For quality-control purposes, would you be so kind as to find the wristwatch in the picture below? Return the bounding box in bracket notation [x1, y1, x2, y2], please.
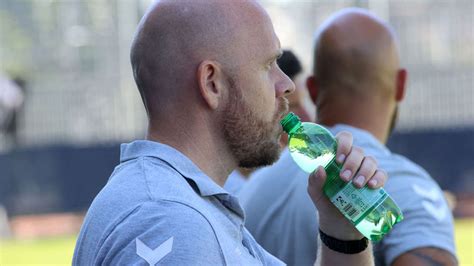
[319, 229, 369, 254]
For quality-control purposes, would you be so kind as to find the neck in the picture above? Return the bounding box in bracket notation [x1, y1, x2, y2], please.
[147, 114, 236, 187]
[317, 98, 393, 144]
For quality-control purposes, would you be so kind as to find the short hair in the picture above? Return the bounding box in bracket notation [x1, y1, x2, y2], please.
[277, 50, 302, 80]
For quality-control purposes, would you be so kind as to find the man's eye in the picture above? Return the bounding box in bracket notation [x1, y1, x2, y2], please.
[267, 61, 276, 70]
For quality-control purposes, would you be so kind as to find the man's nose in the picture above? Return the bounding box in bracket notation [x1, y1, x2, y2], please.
[276, 72, 295, 98]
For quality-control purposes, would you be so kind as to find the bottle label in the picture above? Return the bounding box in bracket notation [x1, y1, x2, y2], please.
[330, 183, 387, 224]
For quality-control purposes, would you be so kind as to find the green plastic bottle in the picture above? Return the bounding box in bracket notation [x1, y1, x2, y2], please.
[280, 112, 403, 241]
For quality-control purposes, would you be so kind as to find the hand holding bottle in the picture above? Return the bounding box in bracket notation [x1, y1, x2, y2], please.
[307, 131, 387, 240]
[281, 112, 403, 242]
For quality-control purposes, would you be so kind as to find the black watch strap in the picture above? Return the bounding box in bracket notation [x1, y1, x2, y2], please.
[319, 229, 369, 254]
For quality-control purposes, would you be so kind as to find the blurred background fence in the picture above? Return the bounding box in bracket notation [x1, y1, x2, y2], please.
[0, 0, 473, 265]
[0, 0, 472, 149]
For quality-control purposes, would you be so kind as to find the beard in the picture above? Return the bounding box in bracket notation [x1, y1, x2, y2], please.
[222, 78, 288, 168]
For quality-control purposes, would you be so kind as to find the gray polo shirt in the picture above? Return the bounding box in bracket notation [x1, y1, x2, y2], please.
[73, 140, 282, 265]
[239, 124, 457, 266]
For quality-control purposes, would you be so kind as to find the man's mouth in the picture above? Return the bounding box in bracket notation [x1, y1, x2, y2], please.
[276, 98, 290, 121]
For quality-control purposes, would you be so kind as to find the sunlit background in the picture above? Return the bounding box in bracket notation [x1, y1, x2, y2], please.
[0, 0, 473, 265]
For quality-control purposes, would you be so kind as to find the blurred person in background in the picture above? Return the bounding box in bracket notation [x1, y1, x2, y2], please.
[224, 49, 311, 194]
[0, 73, 24, 151]
[239, 8, 457, 266]
[73, 1, 389, 265]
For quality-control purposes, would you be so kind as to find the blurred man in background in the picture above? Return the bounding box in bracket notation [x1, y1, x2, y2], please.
[73, 1, 387, 265]
[0, 73, 24, 151]
[239, 8, 457, 266]
[224, 49, 311, 194]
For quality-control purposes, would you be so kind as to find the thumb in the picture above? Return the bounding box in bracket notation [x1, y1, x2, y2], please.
[307, 166, 327, 204]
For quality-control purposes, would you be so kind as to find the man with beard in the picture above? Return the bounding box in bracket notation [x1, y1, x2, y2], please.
[239, 8, 457, 266]
[73, 1, 388, 265]
[224, 50, 311, 194]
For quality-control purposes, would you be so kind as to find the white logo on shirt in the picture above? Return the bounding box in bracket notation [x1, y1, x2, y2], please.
[412, 184, 448, 222]
[136, 237, 174, 266]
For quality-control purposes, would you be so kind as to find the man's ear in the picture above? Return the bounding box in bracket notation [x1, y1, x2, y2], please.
[395, 68, 407, 102]
[197, 60, 224, 110]
[306, 75, 318, 104]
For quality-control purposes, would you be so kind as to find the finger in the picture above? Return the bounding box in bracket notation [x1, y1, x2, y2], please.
[352, 156, 378, 188]
[367, 169, 388, 188]
[308, 166, 326, 203]
[339, 146, 364, 182]
[334, 131, 353, 164]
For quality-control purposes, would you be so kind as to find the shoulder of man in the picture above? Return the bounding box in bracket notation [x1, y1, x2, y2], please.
[94, 200, 224, 265]
[238, 149, 318, 266]
[374, 154, 457, 265]
[239, 149, 303, 199]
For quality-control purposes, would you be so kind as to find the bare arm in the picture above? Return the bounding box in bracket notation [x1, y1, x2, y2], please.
[308, 132, 387, 266]
[392, 247, 458, 266]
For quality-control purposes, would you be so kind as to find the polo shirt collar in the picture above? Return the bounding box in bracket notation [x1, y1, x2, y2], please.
[120, 140, 229, 197]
